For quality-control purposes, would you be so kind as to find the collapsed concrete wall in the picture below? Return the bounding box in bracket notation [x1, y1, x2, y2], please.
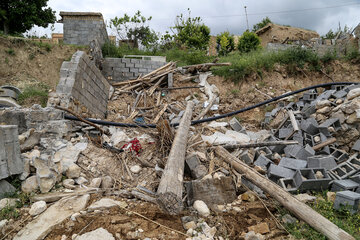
[59, 12, 109, 46]
[102, 58, 166, 82]
[48, 51, 112, 118]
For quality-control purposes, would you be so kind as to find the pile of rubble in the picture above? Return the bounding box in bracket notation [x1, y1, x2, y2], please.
[0, 60, 359, 239]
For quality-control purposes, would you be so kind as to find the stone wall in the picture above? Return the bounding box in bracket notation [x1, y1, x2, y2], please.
[102, 58, 166, 82]
[48, 51, 112, 118]
[59, 12, 108, 46]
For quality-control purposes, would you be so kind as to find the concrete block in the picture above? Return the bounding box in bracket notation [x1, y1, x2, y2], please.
[343, 84, 360, 93]
[334, 191, 360, 214]
[254, 155, 272, 168]
[300, 118, 319, 135]
[254, 147, 272, 159]
[185, 154, 207, 179]
[302, 90, 318, 101]
[329, 162, 357, 180]
[279, 127, 292, 139]
[0, 125, 23, 179]
[319, 118, 341, 137]
[268, 135, 286, 153]
[352, 140, 360, 152]
[316, 89, 336, 101]
[307, 155, 337, 170]
[330, 147, 349, 162]
[229, 117, 246, 133]
[284, 144, 315, 160]
[331, 179, 359, 192]
[267, 164, 295, 181]
[351, 174, 360, 184]
[331, 85, 347, 91]
[302, 105, 316, 118]
[240, 150, 253, 165]
[279, 178, 298, 192]
[279, 157, 307, 170]
[347, 155, 360, 171]
[294, 168, 331, 191]
[332, 90, 347, 99]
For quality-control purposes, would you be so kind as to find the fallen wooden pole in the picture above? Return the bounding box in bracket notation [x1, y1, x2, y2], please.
[215, 140, 299, 149]
[313, 137, 337, 151]
[158, 86, 204, 91]
[156, 101, 194, 215]
[214, 146, 355, 240]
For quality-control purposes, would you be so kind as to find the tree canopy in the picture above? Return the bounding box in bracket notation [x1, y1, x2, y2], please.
[109, 10, 159, 49]
[171, 9, 210, 50]
[0, 0, 56, 34]
[252, 17, 272, 32]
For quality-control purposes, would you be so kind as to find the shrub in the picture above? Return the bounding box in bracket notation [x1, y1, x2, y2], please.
[320, 50, 337, 63]
[237, 31, 261, 54]
[18, 83, 49, 107]
[216, 31, 235, 56]
[5, 48, 15, 55]
[252, 17, 272, 32]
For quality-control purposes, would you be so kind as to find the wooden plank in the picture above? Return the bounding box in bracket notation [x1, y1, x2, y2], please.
[214, 146, 355, 240]
[152, 104, 168, 124]
[156, 101, 194, 215]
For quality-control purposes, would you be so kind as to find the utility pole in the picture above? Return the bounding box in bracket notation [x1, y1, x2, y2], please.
[244, 6, 249, 31]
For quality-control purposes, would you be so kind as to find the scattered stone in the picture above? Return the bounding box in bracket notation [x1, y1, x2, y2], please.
[254, 165, 266, 174]
[87, 198, 128, 211]
[316, 100, 331, 109]
[66, 164, 81, 179]
[130, 165, 142, 174]
[89, 178, 102, 188]
[77, 228, 115, 240]
[21, 175, 39, 193]
[241, 191, 256, 202]
[294, 193, 317, 203]
[315, 171, 324, 179]
[316, 106, 331, 114]
[0, 180, 16, 198]
[0, 198, 18, 210]
[193, 200, 210, 217]
[282, 214, 297, 224]
[101, 176, 114, 188]
[75, 177, 88, 185]
[183, 221, 197, 230]
[247, 222, 270, 234]
[347, 88, 360, 100]
[61, 235, 67, 240]
[13, 194, 90, 240]
[29, 201, 47, 216]
[244, 231, 265, 240]
[71, 212, 81, 221]
[36, 167, 57, 193]
[63, 179, 76, 189]
[326, 192, 336, 202]
[0, 219, 8, 231]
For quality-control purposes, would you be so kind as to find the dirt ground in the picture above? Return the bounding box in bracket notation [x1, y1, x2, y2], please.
[0, 36, 83, 90]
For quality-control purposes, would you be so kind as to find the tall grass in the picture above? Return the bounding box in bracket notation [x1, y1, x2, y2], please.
[212, 47, 322, 82]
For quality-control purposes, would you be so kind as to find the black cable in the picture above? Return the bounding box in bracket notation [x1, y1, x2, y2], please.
[64, 82, 358, 128]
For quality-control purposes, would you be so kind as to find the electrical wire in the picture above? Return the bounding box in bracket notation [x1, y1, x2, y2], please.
[64, 82, 358, 129]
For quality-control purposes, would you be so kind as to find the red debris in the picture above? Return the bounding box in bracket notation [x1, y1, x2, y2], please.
[122, 138, 142, 155]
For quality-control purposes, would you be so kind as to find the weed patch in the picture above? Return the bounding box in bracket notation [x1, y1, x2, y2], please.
[5, 48, 15, 56]
[18, 83, 49, 107]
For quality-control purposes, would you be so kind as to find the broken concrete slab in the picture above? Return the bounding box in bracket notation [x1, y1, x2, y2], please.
[77, 227, 115, 240]
[87, 198, 127, 211]
[186, 176, 236, 207]
[13, 194, 90, 240]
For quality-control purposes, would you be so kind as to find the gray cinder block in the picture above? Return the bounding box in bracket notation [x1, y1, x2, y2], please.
[254, 155, 272, 168]
[331, 90, 347, 99]
[279, 157, 307, 170]
[329, 162, 358, 180]
[351, 174, 360, 184]
[352, 140, 360, 152]
[300, 118, 319, 135]
[267, 164, 295, 181]
[254, 147, 272, 160]
[330, 147, 349, 163]
[334, 191, 360, 214]
[331, 179, 359, 192]
[307, 155, 337, 170]
[279, 178, 298, 192]
[294, 168, 331, 191]
[229, 117, 246, 134]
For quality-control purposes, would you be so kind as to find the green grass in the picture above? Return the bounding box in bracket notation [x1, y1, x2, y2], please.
[5, 48, 15, 56]
[212, 47, 322, 82]
[278, 192, 360, 239]
[18, 83, 49, 107]
[32, 41, 53, 52]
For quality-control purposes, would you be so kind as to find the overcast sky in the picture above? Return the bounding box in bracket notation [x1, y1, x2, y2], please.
[31, 0, 360, 37]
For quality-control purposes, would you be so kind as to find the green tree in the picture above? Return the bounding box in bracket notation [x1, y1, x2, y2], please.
[237, 31, 261, 53]
[171, 8, 210, 50]
[0, 0, 56, 35]
[252, 17, 272, 32]
[109, 10, 159, 49]
[216, 31, 235, 56]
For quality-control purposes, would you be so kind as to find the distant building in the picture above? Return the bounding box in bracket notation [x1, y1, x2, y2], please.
[58, 12, 109, 46]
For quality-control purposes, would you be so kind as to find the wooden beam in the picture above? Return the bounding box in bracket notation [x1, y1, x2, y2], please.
[156, 101, 194, 215]
[214, 146, 355, 240]
[313, 137, 337, 151]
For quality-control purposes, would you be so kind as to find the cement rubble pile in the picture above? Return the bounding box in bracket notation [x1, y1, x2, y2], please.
[1, 61, 360, 239]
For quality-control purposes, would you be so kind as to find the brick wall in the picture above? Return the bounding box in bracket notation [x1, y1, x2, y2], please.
[48, 51, 112, 118]
[60, 12, 108, 46]
[102, 58, 166, 82]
